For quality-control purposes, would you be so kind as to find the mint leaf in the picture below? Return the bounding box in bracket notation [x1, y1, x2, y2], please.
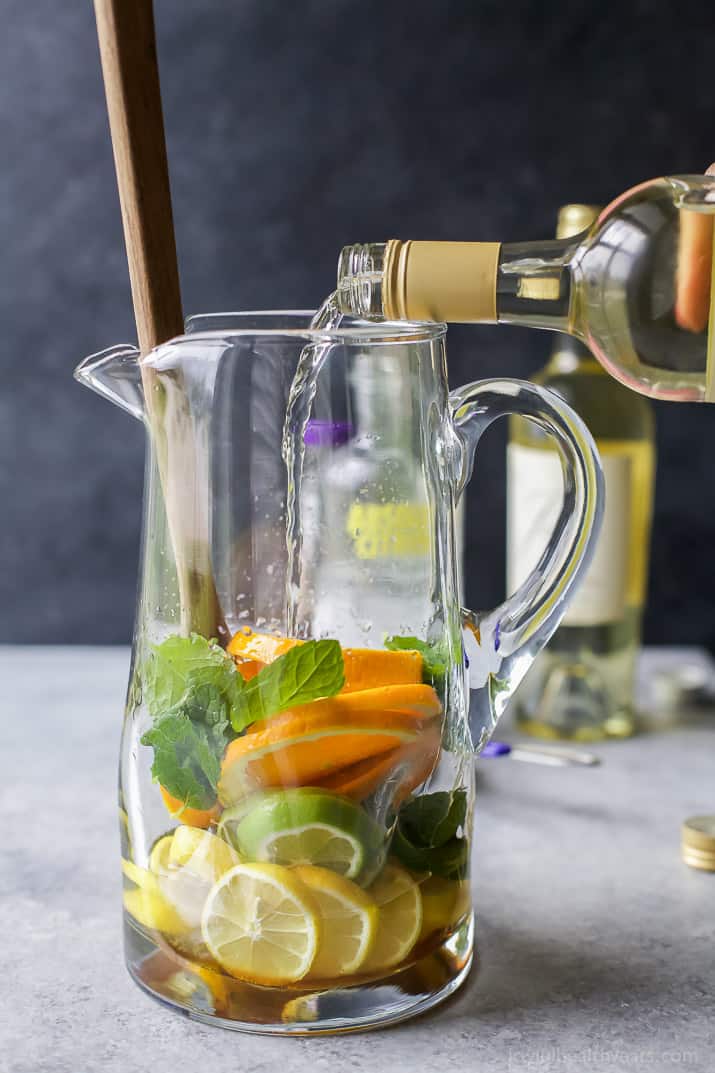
[140, 634, 244, 804]
[399, 789, 467, 849]
[230, 639, 344, 732]
[391, 827, 468, 880]
[143, 633, 243, 721]
[392, 789, 469, 879]
[141, 712, 224, 810]
[140, 635, 345, 807]
[384, 635, 448, 685]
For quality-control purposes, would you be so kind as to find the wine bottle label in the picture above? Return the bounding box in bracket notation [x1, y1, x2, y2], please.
[507, 443, 632, 626]
[346, 502, 431, 558]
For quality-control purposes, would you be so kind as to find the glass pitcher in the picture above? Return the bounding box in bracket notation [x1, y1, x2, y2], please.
[75, 312, 603, 1034]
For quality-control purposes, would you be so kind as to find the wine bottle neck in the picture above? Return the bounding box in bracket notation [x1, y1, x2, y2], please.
[496, 237, 577, 332]
[337, 238, 582, 336]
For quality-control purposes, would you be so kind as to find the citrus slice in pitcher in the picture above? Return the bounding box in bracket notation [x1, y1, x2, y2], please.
[301, 683, 441, 721]
[123, 887, 189, 936]
[160, 786, 219, 829]
[201, 862, 320, 985]
[226, 629, 424, 693]
[362, 862, 423, 974]
[231, 788, 382, 879]
[341, 648, 424, 692]
[227, 628, 303, 680]
[292, 865, 378, 977]
[122, 859, 189, 936]
[169, 825, 242, 880]
[148, 833, 175, 875]
[219, 690, 439, 802]
[317, 720, 441, 803]
[227, 627, 303, 663]
[418, 875, 471, 943]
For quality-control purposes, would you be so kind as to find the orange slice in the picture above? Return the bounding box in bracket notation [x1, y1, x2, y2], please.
[233, 660, 262, 682]
[341, 648, 423, 693]
[227, 629, 424, 692]
[219, 692, 439, 804]
[317, 747, 410, 801]
[318, 722, 441, 803]
[244, 684, 441, 737]
[228, 627, 301, 660]
[160, 786, 220, 829]
[227, 628, 303, 681]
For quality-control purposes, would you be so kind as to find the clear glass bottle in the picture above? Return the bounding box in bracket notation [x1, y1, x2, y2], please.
[336, 174, 715, 403]
[507, 204, 656, 739]
[312, 348, 436, 644]
[295, 418, 352, 623]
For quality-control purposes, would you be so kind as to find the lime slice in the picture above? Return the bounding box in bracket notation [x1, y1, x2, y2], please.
[217, 794, 275, 852]
[201, 862, 320, 985]
[362, 862, 422, 973]
[293, 865, 378, 977]
[233, 789, 382, 880]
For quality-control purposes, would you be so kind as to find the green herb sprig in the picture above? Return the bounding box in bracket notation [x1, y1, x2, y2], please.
[391, 789, 469, 880]
[139, 633, 344, 810]
[384, 635, 449, 687]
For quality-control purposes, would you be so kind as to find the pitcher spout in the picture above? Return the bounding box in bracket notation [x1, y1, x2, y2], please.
[74, 344, 144, 419]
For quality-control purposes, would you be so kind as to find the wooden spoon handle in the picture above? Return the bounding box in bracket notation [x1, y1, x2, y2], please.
[94, 0, 183, 353]
[93, 0, 228, 643]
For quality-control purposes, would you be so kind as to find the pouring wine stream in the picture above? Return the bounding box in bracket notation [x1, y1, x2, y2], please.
[282, 293, 344, 634]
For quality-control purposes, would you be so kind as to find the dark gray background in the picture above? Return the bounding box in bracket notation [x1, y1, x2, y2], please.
[3, 0, 715, 647]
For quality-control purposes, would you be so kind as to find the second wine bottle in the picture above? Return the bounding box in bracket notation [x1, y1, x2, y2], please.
[507, 204, 656, 740]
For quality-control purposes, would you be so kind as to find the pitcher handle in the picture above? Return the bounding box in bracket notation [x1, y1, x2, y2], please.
[448, 378, 604, 751]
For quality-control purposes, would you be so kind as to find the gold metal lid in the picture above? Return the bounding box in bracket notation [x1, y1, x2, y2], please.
[681, 815, 715, 872]
[556, 203, 600, 240]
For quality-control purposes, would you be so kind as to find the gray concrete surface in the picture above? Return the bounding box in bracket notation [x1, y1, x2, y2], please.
[1, 646, 713, 1072]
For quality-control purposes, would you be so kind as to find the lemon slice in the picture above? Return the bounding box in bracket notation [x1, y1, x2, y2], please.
[201, 862, 320, 985]
[149, 834, 174, 875]
[292, 865, 378, 977]
[169, 825, 241, 880]
[123, 887, 189, 936]
[122, 858, 189, 936]
[122, 857, 154, 889]
[362, 862, 422, 974]
[233, 789, 381, 880]
[146, 827, 242, 931]
[124, 830, 240, 938]
[418, 875, 471, 943]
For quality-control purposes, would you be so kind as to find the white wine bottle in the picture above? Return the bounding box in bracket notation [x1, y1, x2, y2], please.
[312, 349, 434, 643]
[336, 175, 715, 402]
[507, 204, 656, 739]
